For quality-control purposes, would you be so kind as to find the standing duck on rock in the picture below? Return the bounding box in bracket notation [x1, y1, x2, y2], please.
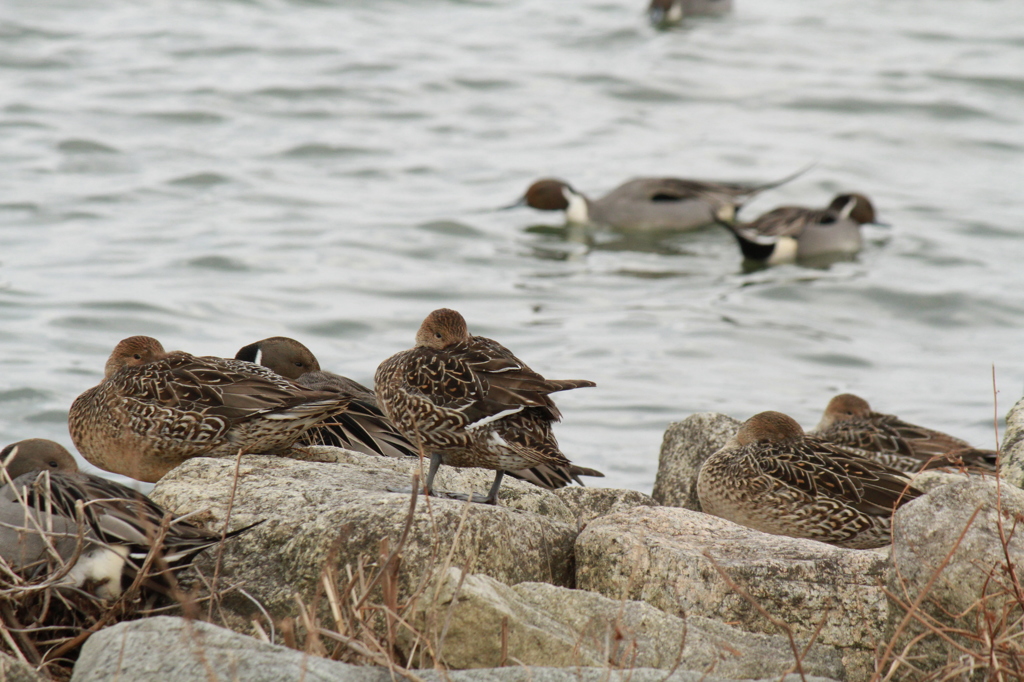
[237, 336, 603, 490]
[697, 411, 923, 549]
[375, 308, 597, 504]
[69, 335, 351, 483]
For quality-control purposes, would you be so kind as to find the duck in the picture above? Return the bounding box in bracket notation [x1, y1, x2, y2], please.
[236, 336, 604, 490]
[1, 439, 256, 600]
[68, 336, 351, 483]
[720, 193, 878, 265]
[375, 308, 597, 504]
[510, 168, 806, 233]
[810, 393, 998, 473]
[697, 411, 923, 549]
[648, 0, 733, 27]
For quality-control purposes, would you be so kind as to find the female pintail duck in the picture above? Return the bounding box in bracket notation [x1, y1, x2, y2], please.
[810, 394, 998, 473]
[510, 167, 806, 233]
[375, 309, 597, 504]
[1, 439, 255, 600]
[69, 336, 351, 483]
[721, 193, 878, 265]
[237, 336, 603, 490]
[649, 0, 733, 27]
[697, 411, 922, 549]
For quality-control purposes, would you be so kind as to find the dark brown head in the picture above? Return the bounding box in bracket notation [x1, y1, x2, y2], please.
[1, 439, 79, 480]
[104, 336, 167, 378]
[521, 179, 575, 211]
[829, 193, 876, 224]
[415, 308, 471, 350]
[235, 337, 321, 380]
[735, 411, 805, 447]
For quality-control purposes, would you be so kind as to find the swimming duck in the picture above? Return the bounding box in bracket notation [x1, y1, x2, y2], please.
[697, 411, 922, 549]
[648, 0, 733, 27]
[721, 193, 878, 265]
[811, 393, 998, 473]
[375, 309, 597, 504]
[68, 335, 351, 483]
[236, 336, 604, 489]
[1, 439, 255, 600]
[511, 169, 804, 232]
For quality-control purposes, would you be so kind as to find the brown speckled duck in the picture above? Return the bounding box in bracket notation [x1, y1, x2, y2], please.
[375, 308, 597, 504]
[1, 439, 255, 599]
[697, 411, 923, 549]
[236, 336, 603, 490]
[68, 336, 351, 483]
[811, 393, 998, 473]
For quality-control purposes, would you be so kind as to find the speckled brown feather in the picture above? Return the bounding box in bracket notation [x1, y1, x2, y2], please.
[698, 411, 922, 549]
[375, 309, 596, 481]
[69, 336, 350, 483]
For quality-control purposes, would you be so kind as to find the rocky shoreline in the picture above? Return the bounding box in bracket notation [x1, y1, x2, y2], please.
[6, 397, 1024, 681]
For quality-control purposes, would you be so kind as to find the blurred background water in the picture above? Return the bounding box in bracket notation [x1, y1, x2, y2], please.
[1, 0, 1022, 493]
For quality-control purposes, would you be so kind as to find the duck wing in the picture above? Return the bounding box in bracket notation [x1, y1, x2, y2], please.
[122, 353, 346, 423]
[759, 440, 920, 516]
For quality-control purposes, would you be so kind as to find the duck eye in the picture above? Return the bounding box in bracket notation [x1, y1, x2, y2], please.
[49, 461, 58, 468]
[434, 332, 442, 339]
[295, 362, 304, 367]
[133, 353, 142, 360]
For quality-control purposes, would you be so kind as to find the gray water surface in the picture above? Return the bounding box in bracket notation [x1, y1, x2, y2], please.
[2, 0, 1022, 492]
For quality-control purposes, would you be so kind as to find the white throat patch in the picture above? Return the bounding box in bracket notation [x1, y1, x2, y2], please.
[563, 188, 589, 224]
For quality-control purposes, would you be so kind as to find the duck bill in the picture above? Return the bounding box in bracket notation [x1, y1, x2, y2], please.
[499, 196, 528, 211]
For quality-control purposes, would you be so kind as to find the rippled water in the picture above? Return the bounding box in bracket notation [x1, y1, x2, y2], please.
[2, 0, 1023, 493]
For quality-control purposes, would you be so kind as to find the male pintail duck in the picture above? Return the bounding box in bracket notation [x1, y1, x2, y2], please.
[697, 411, 922, 549]
[375, 309, 597, 504]
[69, 336, 351, 483]
[236, 336, 603, 490]
[510, 167, 807, 233]
[811, 393, 998, 473]
[1, 439, 255, 600]
[721, 193, 878, 265]
[649, 0, 733, 27]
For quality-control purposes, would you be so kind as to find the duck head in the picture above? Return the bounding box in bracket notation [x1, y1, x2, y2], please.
[516, 179, 590, 224]
[829, 193, 877, 224]
[104, 336, 167, 378]
[415, 308, 472, 350]
[736, 411, 805, 446]
[235, 336, 321, 380]
[1, 439, 79, 480]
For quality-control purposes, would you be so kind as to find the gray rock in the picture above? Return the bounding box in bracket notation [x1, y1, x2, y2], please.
[892, 479, 1024, 612]
[0, 653, 48, 682]
[575, 505, 892, 681]
[71, 616, 390, 682]
[1001, 396, 1024, 488]
[404, 568, 845, 680]
[150, 451, 578, 634]
[70, 616, 839, 682]
[652, 413, 741, 510]
[552, 486, 658, 530]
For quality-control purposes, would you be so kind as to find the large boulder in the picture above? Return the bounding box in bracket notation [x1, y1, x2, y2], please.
[1001, 396, 1024, 488]
[70, 616, 840, 682]
[575, 506, 892, 681]
[885, 479, 1024, 676]
[150, 449, 580, 636]
[404, 568, 845, 680]
[652, 414, 741, 510]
